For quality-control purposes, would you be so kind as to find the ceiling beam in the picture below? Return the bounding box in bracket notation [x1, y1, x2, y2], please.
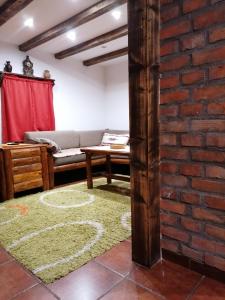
[19, 0, 127, 52]
[83, 47, 128, 66]
[0, 0, 33, 26]
[55, 25, 128, 60]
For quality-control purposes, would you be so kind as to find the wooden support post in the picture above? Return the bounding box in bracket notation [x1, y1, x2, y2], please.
[128, 0, 160, 266]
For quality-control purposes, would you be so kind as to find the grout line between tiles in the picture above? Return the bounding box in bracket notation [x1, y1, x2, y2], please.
[186, 275, 205, 300]
[10, 283, 40, 300]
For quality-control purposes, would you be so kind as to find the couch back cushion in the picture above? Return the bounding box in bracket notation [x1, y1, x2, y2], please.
[24, 131, 80, 149]
[78, 130, 105, 147]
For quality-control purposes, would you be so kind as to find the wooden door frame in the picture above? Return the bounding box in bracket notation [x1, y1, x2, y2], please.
[128, 0, 161, 266]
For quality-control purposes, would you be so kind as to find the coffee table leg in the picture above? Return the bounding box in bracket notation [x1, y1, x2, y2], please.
[86, 153, 93, 189]
[106, 154, 112, 184]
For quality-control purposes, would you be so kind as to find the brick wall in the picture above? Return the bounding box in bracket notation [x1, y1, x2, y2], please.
[160, 0, 225, 272]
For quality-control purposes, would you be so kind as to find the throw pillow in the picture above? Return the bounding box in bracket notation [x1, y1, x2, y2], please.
[101, 133, 129, 146]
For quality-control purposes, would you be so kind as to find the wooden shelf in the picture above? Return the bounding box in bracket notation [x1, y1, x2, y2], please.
[0, 71, 55, 86]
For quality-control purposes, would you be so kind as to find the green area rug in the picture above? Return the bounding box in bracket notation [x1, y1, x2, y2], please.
[0, 179, 131, 283]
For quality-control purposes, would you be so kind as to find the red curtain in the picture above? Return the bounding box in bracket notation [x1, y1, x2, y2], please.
[1, 74, 55, 143]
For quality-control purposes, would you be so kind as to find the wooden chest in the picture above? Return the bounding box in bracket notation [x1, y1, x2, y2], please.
[0, 144, 49, 201]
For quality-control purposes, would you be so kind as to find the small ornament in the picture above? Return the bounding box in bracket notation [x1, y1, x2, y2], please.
[43, 70, 51, 79]
[23, 55, 34, 76]
[4, 61, 12, 72]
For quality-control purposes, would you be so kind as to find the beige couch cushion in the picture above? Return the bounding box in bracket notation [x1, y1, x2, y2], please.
[24, 131, 80, 149]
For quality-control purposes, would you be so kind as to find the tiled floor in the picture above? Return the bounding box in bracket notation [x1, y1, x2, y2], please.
[0, 241, 225, 300]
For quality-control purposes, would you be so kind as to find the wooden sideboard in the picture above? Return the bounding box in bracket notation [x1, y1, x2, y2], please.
[0, 144, 49, 201]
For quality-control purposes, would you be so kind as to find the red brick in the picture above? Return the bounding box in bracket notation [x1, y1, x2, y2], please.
[161, 187, 177, 200]
[193, 85, 225, 101]
[209, 64, 225, 80]
[205, 254, 225, 272]
[205, 195, 225, 211]
[192, 236, 225, 255]
[209, 26, 225, 43]
[183, 0, 208, 13]
[161, 121, 189, 132]
[192, 178, 225, 194]
[160, 0, 173, 5]
[208, 103, 225, 115]
[191, 120, 225, 132]
[160, 74, 179, 89]
[160, 55, 190, 72]
[181, 70, 205, 85]
[180, 104, 203, 116]
[160, 105, 178, 118]
[161, 239, 179, 252]
[161, 212, 178, 225]
[182, 245, 203, 262]
[160, 147, 189, 160]
[180, 163, 202, 177]
[181, 217, 201, 233]
[181, 192, 201, 205]
[161, 5, 179, 23]
[161, 89, 189, 104]
[162, 174, 188, 187]
[160, 162, 177, 174]
[192, 150, 225, 163]
[161, 20, 191, 40]
[161, 40, 179, 57]
[192, 45, 225, 65]
[181, 33, 205, 51]
[161, 199, 187, 214]
[193, 4, 225, 29]
[193, 207, 224, 224]
[161, 225, 189, 242]
[160, 134, 177, 146]
[207, 134, 225, 148]
[206, 224, 225, 241]
[206, 166, 225, 179]
[181, 134, 203, 147]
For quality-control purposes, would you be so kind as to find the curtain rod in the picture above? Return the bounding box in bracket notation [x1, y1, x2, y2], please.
[0, 72, 55, 87]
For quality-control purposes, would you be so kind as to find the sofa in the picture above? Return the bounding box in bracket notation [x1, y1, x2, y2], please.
[24, 129, 129, 188]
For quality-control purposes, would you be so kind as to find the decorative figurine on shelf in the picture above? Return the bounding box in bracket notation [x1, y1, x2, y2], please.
[43, 70, 51, 79]
[23, 55, 34, 76]
[4, 61, 12, 72]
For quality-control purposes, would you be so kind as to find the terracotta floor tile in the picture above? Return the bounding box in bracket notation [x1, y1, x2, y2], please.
[0, 248, 13, 265]
[95, 240, 133, 276]
[128, 259, 202, 300]
[101, 279, 163, 300]
[0, 260, 38, 300]
[13, 284, 58, 300]
[191, 277, 225, 300]
[48, 261, 123, 300]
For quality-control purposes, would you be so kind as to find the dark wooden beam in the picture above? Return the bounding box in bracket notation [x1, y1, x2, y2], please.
[0, 0, 33, 26]
[55, 25, 128, 59]
[129, 0, 160, 266]
[83, 47, 128, 66]
[19, 0, 127, 52]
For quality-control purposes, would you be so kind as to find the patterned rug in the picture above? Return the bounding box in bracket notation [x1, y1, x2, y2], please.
[0, 179, 131, 283]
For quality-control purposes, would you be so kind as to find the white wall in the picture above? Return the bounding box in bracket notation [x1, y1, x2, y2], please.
[0, 41, 106, 141]
[104, 61, 129, 130]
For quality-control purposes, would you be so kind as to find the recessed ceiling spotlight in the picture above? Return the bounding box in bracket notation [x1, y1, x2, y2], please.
[66, 30, 76, 41]
[24, 18, 34, 28]
[111, 9, 121, 20]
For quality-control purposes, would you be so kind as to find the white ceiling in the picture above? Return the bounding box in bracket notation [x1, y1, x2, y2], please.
[0, 0, 128, 66]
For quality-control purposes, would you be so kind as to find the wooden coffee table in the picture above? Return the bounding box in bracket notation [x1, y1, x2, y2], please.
[80, 145, 130, 189]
